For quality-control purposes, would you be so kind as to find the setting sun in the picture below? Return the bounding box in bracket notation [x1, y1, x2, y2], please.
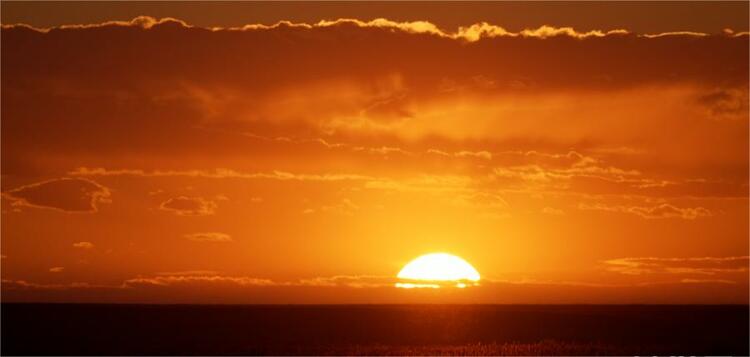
[396, 253, 480, 288]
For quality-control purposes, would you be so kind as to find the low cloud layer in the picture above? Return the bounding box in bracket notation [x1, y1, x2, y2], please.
[603, 256, 750, 275]
[2, 265, 747, 304]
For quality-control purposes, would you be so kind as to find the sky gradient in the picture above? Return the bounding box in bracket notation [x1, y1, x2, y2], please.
[1, 2, 748, 304]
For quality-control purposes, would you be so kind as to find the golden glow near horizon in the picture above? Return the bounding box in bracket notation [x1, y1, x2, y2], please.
[396, 253, 480, 288]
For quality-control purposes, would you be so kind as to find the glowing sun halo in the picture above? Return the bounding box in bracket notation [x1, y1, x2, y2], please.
[396, 253, 480, 288]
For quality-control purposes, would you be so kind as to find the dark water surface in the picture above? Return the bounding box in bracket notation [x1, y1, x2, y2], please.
[2, 303, 747, 355]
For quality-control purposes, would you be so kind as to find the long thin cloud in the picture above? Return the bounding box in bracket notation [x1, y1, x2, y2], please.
[6, 15, 742, 42]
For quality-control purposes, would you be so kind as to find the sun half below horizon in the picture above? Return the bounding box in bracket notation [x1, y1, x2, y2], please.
[396, 253, 480, 289]
[1, 1, 749, 305]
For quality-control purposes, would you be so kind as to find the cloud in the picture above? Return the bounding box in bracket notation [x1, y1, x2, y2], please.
[541, 207, 565, 215]
[317, 199, 360, 216]
[295, 275, 396, 288]
[155, 270, 221, 276]
[483, 150, 719, 197]
[1, 16, 188, 33]
[6, 271, 398, 291]
[491, 151, 643, 187]
[49, 267, 64, 273]
[451, 191, 510, 218]
[184, 232, 233, 243]
[69, 167, 372, 182]
[680, 278, 737, 284]
[10, 16, 736, 42]
[2, 178, 111, 213]
[695, 88, 749, 120]
[364, 175, 473, 193]
[354, 146, 414, 157]
[3, 272, 747, 304]
[122, 273, 396, 289]
[243, 133, 541, 164]
[1, 279, 113, 290]
[2, 18, 745, 151]
[579, 202, 711, 219]
[1, 273, 395, 291]
[627, 204, 711, 219]
[7, 271, 744, 293]
[66, 159, 732, 218]
[121, 274, 395, 289]
[603, 256, 749, 275]
[71, 166, 488, 198]
[1, 16, 746, 197]
[72, 242, 94, 249]
[123, 275, 275, 287]
[641, 31, 709, 39]
[159, 196, 219, 216]
[427, 149, 493, 160]
[486, 277, 626, 288]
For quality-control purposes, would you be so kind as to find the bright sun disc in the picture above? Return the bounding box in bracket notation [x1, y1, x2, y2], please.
[396, 253, 480, 288]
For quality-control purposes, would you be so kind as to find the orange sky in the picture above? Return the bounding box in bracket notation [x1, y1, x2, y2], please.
[1, 2, 748, 304]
